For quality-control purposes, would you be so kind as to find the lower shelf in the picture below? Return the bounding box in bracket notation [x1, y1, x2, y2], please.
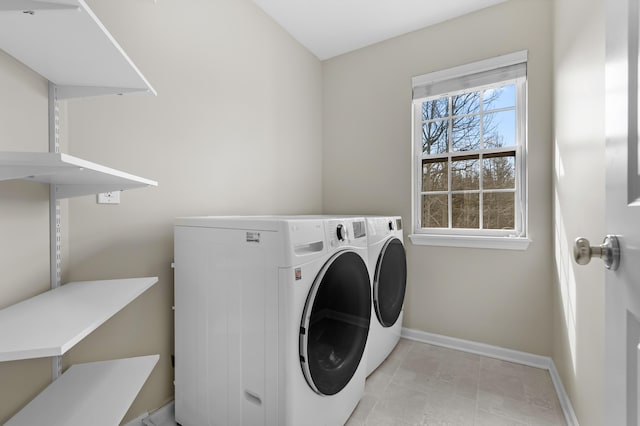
[6, 355, 159, 426]
[0, 277, 159, 362]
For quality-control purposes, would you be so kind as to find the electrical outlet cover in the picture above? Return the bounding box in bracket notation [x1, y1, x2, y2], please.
[97, 191, 121, 204]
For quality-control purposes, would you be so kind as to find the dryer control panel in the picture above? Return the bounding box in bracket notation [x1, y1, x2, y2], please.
[327, 218, 367, 249]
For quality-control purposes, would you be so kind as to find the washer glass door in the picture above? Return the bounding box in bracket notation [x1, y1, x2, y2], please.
[373, 238, 407, 327]
[299, 250, 371, 396]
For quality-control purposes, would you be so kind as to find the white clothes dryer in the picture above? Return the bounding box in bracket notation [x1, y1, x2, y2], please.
[174, 216, 371, 426]
[365, 216, 407, 376]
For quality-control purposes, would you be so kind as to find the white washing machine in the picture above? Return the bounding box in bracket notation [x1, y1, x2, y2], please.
[173, 216, 371, 426]
[365, 216, 407, 376]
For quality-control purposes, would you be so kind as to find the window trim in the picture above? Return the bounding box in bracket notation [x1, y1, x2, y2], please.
[410, 51, 529, 250]
[408, 233, 531, 250]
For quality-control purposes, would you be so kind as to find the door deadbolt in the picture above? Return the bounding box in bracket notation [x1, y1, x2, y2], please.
[573, 235, 620, 271]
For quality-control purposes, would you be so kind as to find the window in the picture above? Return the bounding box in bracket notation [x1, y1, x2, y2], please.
[410, 52, 529, 250]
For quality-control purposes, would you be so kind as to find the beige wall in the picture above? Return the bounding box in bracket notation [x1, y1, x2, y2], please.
[323, 0, 554, 355]
[0, 50, 53, 424]
[552, 0, 605, 423]
[0, 0, 322, 422]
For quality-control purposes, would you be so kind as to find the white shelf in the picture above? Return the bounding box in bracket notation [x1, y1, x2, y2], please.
[0, 277, 158, 362]
[0, 151, 158, 198]
[0, 0, 155, 98]
[5, 355, 159, 426]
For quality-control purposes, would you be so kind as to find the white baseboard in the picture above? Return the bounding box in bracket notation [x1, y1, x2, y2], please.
[401, 327, 579, 426]
[547, 359, 580, 426]
[124, 400, 175, 426]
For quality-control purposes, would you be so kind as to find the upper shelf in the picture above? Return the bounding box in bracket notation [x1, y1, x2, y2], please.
[0, 0, 156, 99]
[5, 355, 159, 426]
[0, 151, 158, 198]
[0, 277, 158, 362]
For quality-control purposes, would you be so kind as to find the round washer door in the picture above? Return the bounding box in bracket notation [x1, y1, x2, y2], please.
[299, 250, 371, 396]
[373, 237, 407, 328]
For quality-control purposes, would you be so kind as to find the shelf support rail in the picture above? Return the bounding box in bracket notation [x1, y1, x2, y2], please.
[48, 82, 62, 380]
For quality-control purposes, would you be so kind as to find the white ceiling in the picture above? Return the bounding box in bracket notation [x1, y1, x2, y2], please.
[251, 0, 509, 60]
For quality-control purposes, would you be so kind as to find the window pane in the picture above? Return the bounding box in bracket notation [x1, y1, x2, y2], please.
[422, 194, 448, 228]
[483, 154, 515, 189]
[452, 92, 480, 117]
[451, 157, 479, 191]
[422, 120, 449, 154]
[452, 115, 481, 152]
[484, 110, 516, 148]
[422, 98, 448, 121]
[483, 84, 516, 111]
[483, 192, 515, 229]
[422, 159, 448, 192]
[452, 193, 479, 229]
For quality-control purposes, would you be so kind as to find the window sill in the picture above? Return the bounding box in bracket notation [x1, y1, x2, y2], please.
[409, 234, 531, 250]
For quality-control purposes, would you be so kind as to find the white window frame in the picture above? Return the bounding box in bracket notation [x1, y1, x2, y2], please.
[409, 51, 530, 250]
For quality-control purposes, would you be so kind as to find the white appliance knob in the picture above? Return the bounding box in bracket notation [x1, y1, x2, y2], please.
[336, 224, 347, 241]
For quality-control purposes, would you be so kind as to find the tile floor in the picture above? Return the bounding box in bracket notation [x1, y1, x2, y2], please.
[162, 338, 567, 426]
[346, 339, 567, 426]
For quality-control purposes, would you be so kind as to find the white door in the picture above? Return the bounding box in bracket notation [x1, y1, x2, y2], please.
[604, 0, 640, 422]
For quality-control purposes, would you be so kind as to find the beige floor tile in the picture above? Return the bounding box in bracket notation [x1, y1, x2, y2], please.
[478, 368, 526, 401]
[402, 350, 442, 376]
[523, 374, 563, 413]
[445, 375, 479, 401]
[436, 359, 480, 399]
[391, 363, 441, 395]
[390, 342, 480, 394]
[345, 393, 379, 425]
[476, 389, 566, 426]
[476, 390, 532, 424]
[366, 382, 429, 426]
[365, 417, 412, 426]
[438, 356, 481, 379]
[527, 402, 567, 426]
[421, 387, 476, 425]
[421, 418, 470, 426]
[478, 356, 565, 424]
[375, 350, 405, 376]
[474, 409, 528, 425]
[364, 367, 394, 397]
[387, 338, 414, 360]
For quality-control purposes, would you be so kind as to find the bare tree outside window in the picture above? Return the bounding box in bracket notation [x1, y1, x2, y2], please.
[420, 84, 517, 230]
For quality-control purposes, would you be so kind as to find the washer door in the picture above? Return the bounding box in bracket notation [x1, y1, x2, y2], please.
[373, 238, 407, 328]
[299, 250, 371, 396]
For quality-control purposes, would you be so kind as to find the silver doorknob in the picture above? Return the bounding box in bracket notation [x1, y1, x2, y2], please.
[573, 235, 620, 271]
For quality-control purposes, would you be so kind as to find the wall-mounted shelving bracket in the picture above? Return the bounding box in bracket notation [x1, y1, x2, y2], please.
[48, 82, 62, 380]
